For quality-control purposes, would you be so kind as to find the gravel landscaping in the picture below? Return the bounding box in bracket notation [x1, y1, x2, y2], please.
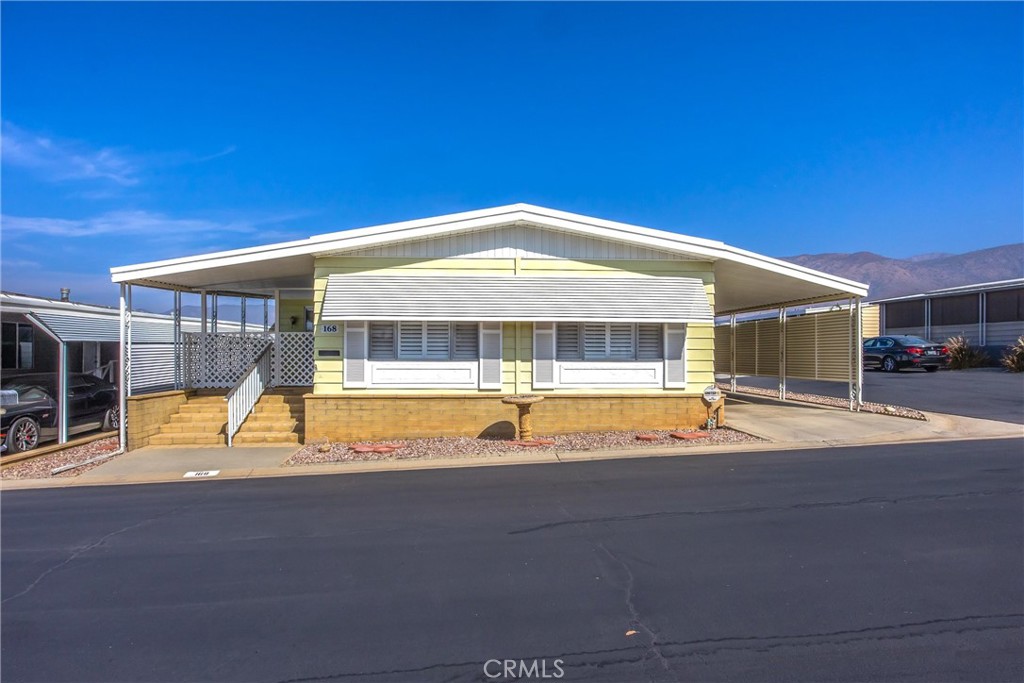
[720, 383, 928, 421]
[286, 428, 762, 465]
[1, 437, 121, 479]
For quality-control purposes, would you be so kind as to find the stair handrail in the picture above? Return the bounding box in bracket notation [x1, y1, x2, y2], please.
[224, 342, 273, 447]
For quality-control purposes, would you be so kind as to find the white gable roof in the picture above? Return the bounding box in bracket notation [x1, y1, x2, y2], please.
[110, 203, 868, 314]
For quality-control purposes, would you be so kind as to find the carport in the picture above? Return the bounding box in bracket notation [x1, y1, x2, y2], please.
[714, 302, 871, 409]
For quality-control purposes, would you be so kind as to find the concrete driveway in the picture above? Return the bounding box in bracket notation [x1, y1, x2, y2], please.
[729, 368, 1024, 424]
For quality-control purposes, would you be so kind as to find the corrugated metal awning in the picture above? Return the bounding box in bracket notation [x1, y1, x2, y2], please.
[30, 312, 197, 343]
[321, 275, 714, 323]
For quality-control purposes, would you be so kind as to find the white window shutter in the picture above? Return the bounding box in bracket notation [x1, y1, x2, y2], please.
[664, 323, 687, 388]
[344, 321, 368, 388]
[533, 322, 555, 389]
[478, 322, 503, 389]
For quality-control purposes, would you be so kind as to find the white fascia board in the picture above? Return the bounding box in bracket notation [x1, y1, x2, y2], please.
[322, 315, 713, 323]
[110, 202, 869, 298]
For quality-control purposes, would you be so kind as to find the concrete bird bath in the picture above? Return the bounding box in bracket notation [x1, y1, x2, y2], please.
[502, 394, 545, 441]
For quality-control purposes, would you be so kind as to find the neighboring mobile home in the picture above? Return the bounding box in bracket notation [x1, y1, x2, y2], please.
[873, 279, 1024, 356]
[109, 204, 869, 448]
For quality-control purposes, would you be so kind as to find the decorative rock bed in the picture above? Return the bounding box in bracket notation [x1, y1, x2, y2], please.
[286, 428, 762, 465]
[718, 383, 927, 421]
[1, 437, 121, 479]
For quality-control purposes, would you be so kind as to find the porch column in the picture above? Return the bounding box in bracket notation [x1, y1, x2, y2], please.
[200, 290, 207, 389]
[211, 293, 219, 334]
[729, 314, 737, 393]
[263, 298, 269, 336]
[778, 307, 786, 401]
[173, 290, 182, 389]
[240, 296, 247, 336]
[273, 289, 281, 386]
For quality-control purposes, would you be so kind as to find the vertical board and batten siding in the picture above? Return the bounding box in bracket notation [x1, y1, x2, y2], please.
[340, 225, 694, 261]
[311, 251, 716, 395]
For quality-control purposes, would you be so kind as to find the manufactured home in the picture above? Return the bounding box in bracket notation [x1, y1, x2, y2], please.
[109, 204, 869, 449]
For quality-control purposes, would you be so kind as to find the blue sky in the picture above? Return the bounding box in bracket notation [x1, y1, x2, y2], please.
[2, 2, 1021, 310]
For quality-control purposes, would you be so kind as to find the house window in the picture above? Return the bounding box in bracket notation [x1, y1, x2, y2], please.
[369, 322, 479, 361]
[1, 322, 34, 370]
[555, 323, 662, 361]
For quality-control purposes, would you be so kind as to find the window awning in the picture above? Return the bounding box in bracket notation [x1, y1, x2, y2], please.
[321, 275, 714, 323]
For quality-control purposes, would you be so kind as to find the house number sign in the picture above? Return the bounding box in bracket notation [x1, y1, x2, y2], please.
[320, 324, 339, 334]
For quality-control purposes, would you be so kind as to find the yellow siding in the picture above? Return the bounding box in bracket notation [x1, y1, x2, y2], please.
[312, 255, 716, 396]
[861, 304, 880, 339]
[278, 298, 312, 332]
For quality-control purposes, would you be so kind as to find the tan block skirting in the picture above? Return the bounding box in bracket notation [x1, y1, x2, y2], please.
[127, 390, 194, 451]
[304, 394, 721, 442]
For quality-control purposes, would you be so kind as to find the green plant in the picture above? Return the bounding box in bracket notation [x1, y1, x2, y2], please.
[1001, 336, 1024, 373]
[944, 335, 990, 370]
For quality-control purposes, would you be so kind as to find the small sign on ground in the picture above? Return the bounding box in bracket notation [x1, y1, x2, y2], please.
[183, 470, 220, 479]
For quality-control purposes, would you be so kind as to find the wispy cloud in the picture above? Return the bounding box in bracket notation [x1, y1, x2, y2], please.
[2, 121, 139, 186]
[1, 210, 269, 238]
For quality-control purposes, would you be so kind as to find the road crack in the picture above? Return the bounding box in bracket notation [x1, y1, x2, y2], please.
[507, 487, 1023, 535]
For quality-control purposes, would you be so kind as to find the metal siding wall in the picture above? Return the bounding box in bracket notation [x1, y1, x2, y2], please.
[722, 309, 856, 382]
[885, 326, 929, 339]
[861, 305, 880, 338]
[734, 324, 757, 375]
[930, 324, 980, 345]
[713, 325, 732, 374]
[785, 316, 817, 379]
[815, 311, 850, 380]
[986, 321, 1024, 348]
[755, 319, 780, 376]
[130, 343, 176, 394]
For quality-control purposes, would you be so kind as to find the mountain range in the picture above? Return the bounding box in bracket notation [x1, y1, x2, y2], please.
[780, 243, 1023, 301]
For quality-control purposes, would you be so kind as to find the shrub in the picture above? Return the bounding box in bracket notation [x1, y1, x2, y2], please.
[1001, 336, 1024, 373]
[945, 335, 990, 370]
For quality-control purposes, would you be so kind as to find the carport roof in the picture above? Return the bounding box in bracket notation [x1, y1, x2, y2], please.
[110, 204, 869, 314]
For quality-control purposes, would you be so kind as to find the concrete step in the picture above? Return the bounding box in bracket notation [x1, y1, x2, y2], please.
[177, 405, 228, 415]
[169, 412, 230, 423]
[232, 432, 300, 445]
[149, 433, 227, 446]
[159, 421, 226, 434]
[238, 419, 297, 432]
[251, 407, 304, 418]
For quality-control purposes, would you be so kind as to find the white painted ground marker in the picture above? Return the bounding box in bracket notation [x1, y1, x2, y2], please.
[183, 470, 221, 479]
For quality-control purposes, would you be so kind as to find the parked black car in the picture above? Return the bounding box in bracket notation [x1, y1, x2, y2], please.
[1, 373, 118, 454]
[863, 336, 950, 373]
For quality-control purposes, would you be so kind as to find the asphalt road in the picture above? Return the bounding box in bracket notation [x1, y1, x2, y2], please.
[732, 368, 1024, 424]
[3, 440, 1022, 683]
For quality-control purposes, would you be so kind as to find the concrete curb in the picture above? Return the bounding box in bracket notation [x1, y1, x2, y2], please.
[3, 419, 1021, 491]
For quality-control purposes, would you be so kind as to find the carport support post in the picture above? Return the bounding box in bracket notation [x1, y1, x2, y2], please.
[263, 298, 269, 336]
[240, 296, 247, 336]
[57, 341, 68, 444]
[855, 297, 864, 407]
[778, 307, 786, 401]
[118, 284, 131, 451]
[729, 314, 737, 393]
[848, 297, 855, 411]
[211, 293, 218, 334]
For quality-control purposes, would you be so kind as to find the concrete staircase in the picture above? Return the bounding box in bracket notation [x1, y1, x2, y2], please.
[147, 389, 305, 447]
[148, 392, 229, 446]
[232, 389, 305, 445]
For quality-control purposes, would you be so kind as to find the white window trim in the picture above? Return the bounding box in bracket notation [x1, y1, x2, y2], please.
[365, 360, 479, 389]
[545, 323, 671, 388]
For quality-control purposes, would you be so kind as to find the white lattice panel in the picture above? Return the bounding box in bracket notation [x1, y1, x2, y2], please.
[183, 333, 272, 388]
[274, 332, 314, 386]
